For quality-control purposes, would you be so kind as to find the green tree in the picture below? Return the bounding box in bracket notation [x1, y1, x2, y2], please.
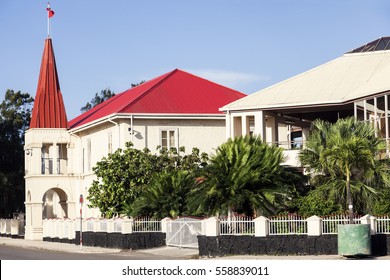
[129, 170, 196, 219]
[80, 88, 115, 113]
[299, 117, 390, 222]
[80, 82, 146, 113]
[87, 142, 208, 218]
[188, 136, 296, 217]
[0, 90, 34, 217]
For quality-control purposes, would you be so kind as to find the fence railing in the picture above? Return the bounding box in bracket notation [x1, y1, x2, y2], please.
[0, 218, 24, 237]
[132, 217, 161, 232]
[37, 214, 390, 240]
[269, 214, 307, 235]
[376, 215, 390, 234]
[322, 214, 362, 234]
[220, 215, 254, 235]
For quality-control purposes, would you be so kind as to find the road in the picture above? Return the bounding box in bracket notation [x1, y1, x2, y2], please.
[0, 244, 188, 260]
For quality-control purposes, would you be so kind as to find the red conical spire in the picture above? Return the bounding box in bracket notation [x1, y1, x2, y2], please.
[30, 38, 68, 128]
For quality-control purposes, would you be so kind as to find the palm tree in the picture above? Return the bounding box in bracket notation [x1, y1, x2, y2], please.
[128, 170, 196, 219]
[188, 135, 295, 217]
[299, 117, 390, 223]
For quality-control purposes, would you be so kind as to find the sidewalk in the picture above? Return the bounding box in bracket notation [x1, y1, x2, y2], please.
[0, 237, 199, 258]
[2, 237, 390, 259]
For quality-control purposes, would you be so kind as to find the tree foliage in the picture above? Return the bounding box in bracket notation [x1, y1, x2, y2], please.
[87, 143, 208, 218]
[80, 82, 146, 113]
[0, 90, 34, 217]
[80, 88, 115, 113]
[129, 170, 196, 219]
[299, 117, 390, 217]
[187, 136, 302, 217]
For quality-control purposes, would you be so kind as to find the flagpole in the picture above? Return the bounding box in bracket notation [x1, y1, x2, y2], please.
[47, 2, 50, 37]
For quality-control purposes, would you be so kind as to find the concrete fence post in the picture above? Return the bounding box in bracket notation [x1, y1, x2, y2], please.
[93, 219, 100, 232]
[360, 214, 376, 235]
[307, 215, 322, 236]
[161, 217, 171, 233]
[121, 218, 134, 234]
[6, 219, 11, 235]
[0, 219, 5, 234]
[68, 219, 76, 239]
[58, 219, 65, 239]
[254, 216, 269, 237]
[11, 219, 19, 236]
[370, 216, 377, 235]
[205, 217, 220, 236]
[107, 220, 115, 233]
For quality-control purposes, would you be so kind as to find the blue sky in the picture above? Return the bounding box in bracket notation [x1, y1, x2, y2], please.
[1, 0, 390, 119]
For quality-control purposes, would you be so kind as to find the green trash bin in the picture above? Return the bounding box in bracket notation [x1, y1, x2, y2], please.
[338, 224, 371, 256]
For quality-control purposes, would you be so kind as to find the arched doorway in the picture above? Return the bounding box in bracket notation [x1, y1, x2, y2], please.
[42, 188, 68, 219]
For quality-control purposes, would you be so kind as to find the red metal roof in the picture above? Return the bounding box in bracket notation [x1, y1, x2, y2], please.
[69, 69, 246, 129]
[30, 38, 68, 128]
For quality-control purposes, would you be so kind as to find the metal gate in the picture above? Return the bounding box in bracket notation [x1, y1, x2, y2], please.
[166, 217, 204, 248]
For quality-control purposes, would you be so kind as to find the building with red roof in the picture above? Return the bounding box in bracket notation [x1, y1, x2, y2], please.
[24, 37, 245, 240]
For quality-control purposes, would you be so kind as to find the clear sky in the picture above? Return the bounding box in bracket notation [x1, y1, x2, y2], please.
[1, 0, 390, 119]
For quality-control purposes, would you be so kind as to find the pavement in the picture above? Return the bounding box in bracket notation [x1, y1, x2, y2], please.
[0, 237, 199, 259]
[1, 237, 390, 260]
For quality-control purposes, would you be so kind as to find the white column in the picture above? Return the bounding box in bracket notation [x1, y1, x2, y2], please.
[360, 214, 376, 235]
[265, 116, 276, 145]
[107, 220, 115, 233]
[25, 202, 44, 240]
[254, 216, 269, 237]
[225, 111, 232, 140]
[32, 146, 42, 175]
[254, 111, 266, 141]
[205, 217, 220, 237]
[302, 127, 310, 149]
[241, 115, 248, 136]
[385, 95, 389, 157]
[161, 217, 172, 233]
[306, 216, 322, 236]
[10, 219, 19, 236]
[53, 143, 59, 175]
[374, 97, 378, 136]
[121, 218, 134, 234]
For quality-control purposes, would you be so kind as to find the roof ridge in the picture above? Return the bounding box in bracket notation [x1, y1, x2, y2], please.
[118, 69, 178, 113]
[178, 69, 246, 95]
[69, 93, 123, 128]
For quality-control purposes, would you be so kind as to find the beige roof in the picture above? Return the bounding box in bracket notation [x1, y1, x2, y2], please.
[222, 50, 390, 111]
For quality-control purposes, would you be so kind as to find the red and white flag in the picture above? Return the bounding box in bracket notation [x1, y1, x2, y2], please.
[47, 3, 55, 18]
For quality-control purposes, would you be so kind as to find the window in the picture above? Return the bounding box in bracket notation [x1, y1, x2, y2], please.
[41, 144, 52, 174]
[160, 129, 178, 151]
[57, 144, 68, 174]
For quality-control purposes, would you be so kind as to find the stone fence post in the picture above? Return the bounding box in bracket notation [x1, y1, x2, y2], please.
[205, 217, 220, 236]
[121, 218, 134, 234]
[254, 216, 269, 237]
[10, 219, 19, 236]
[6, 219, 11, 235]
[307, 215, 322, 236]
[161, 217, 171, 233]
[360, 214, 376, 235]
[107, 220, 115, 233]
[0, 219, 5, 234]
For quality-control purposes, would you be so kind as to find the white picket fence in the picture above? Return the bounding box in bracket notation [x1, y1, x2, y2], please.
[220, 215, 254, 235]
[322, 214, 362, 234]
[269, 214, 307, 235]
[40, 214, 390, 239]
[132, 217, 161, 232]
[376, 215, 390, 234]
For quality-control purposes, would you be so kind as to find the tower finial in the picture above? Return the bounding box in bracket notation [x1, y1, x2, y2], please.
[46, 2, 55, 37]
